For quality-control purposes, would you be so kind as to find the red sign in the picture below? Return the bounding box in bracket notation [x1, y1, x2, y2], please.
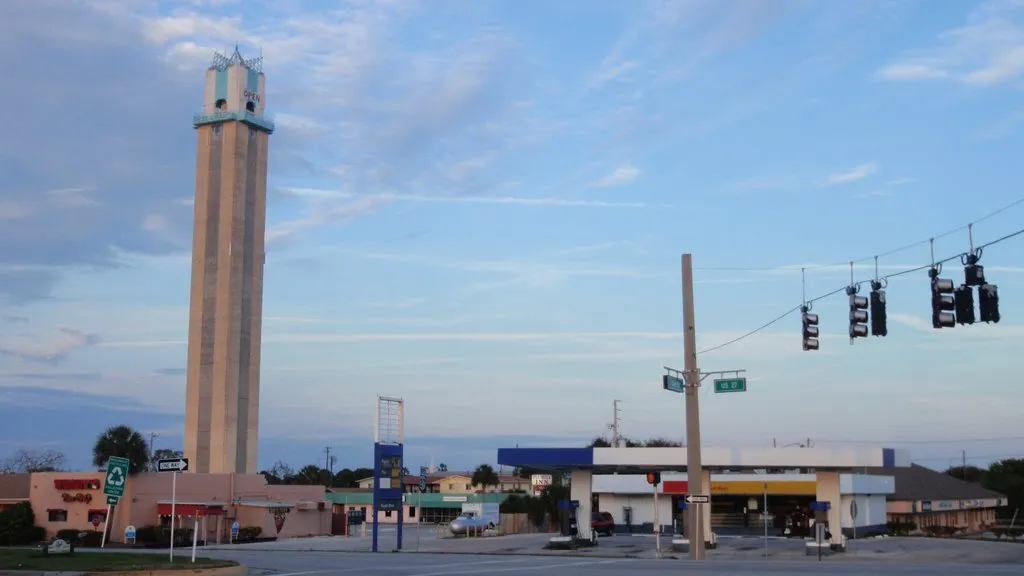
[61, 493, 93, 504]
[54, 479, 101, 490]
[663, 480, 689, 494]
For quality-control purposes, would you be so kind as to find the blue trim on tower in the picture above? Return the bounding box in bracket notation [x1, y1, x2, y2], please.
[882, 448, 895, 468]
[247, 69, 259, 93]
[497, 447, 593, 470]
[215, 69, 228, 101]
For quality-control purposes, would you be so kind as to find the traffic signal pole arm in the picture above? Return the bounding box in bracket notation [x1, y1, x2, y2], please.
[663, 367, 748, 386]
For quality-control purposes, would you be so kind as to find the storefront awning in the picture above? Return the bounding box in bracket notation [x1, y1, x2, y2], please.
[156, 501, 225, 516]
[88, 509, 107, 515]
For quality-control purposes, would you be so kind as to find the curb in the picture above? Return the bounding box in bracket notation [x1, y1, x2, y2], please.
[0, 569, 244, 576]
[86, 566, 247, 576]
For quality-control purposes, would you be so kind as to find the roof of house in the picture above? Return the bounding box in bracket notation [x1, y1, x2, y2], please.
[864, 464, 1005, 501]
[0, 474, 30, 500]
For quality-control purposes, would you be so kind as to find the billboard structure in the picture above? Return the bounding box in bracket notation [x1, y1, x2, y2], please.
[372, 396, 405, 552]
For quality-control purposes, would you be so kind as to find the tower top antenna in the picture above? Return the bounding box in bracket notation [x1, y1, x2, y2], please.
[210, 46, 263, 73]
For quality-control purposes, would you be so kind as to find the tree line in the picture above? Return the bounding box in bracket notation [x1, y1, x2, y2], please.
[945, 458, 1024, 520]
[2, 425, 154, 476]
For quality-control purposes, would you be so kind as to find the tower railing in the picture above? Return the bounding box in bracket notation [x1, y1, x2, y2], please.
[192, 110, 275, 134]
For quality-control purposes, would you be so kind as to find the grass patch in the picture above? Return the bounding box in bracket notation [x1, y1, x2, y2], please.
[0, 548, 237, 571]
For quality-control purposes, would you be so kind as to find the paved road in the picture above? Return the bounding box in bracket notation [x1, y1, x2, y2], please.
[186, 550, 1024, 575]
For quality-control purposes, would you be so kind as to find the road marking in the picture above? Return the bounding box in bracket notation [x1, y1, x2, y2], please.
[407, 559, 628, 576]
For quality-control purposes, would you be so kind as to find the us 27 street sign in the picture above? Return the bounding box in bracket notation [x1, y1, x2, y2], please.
[713, 377, 747, 393]
[156, 457, 189, 473]
[103, 456, 130, 498]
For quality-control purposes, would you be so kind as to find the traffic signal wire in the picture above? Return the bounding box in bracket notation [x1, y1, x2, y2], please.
[696, 224, 1024, 356]
[694, 195, 1024, 273]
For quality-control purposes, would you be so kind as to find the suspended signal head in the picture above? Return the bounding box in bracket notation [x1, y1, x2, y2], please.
[979, 283, 1000, 324]
[801, 305, 819, 351]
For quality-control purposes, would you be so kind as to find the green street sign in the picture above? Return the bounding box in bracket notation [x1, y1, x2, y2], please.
[103, 456, 130, 498]
[106, 495, 120, 506]
[713, 378, 747, 393]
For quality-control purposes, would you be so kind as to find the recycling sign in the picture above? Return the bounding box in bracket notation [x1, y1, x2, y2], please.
[103, 456, 130, 498]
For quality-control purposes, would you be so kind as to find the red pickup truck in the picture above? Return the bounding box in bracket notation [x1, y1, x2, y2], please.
[591, 511, 615, 536]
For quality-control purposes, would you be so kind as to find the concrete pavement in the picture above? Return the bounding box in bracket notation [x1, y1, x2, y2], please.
[204, 527, 1024, 564]
[192, 550, 1024, 575]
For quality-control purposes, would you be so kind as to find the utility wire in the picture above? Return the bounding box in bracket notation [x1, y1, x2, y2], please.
[695, 196, 1024, 272]
[696, 225, 1024, 355]
[817, 435, 1024, 445]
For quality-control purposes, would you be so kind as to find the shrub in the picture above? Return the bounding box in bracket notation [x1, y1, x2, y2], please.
[135, 524, 165, 544]
[500, 495, 527, 514]
[56, 528, 84, 542]
[0, 502, 45, 546]
[236, 526, 262, 541]
[886, 520, 917, 536]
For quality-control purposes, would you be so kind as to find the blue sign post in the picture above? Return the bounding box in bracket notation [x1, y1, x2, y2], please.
[372, 442, 404, 552]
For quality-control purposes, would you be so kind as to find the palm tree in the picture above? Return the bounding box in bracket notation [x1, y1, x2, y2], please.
[93, 425, 150, 475]
[471, 464, 499, 492]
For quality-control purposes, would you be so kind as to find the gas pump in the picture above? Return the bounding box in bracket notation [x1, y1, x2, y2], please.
[558, 499, 579, 538]
[807, 501, 831, 560]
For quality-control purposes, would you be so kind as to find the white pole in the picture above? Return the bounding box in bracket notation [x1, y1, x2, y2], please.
[191, 512, 199, 563]
[763, 485, 768, 559]
[416, 492, 422, 551]
[653, 484, 661, 558]
[100, 504, 112, 548]
[169, 472, 177, 562]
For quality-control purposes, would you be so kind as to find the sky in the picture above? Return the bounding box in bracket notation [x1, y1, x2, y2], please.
[2, 0, 1024, 475]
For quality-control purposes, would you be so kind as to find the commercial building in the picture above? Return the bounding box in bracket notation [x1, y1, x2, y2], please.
[6, 471, 328, 542]
[355, 471, 530, 494]
[592, 472, 892, 537]
[870, 464, 1008, 530]
[184, 47, 274, 475]
[496, 446, 1008, 542]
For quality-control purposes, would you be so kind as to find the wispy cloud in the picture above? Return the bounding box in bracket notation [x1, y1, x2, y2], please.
[98, 331, 681, 349]
[820, 163, 879, 187]
[281, 188, 651, 208]
[874, 0, 1024, 87]
[0, 328, 102, 365]
[853, 177, 914, 199]
[589, 165, 641, 188]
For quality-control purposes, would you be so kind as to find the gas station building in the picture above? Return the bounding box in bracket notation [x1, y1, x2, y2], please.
[498, 445, 910, 546]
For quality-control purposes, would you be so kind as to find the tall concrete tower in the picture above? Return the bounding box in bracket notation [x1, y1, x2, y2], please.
[184, 48, 274, 474]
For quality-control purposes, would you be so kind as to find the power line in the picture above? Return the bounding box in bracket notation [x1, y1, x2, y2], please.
[817, 435, 1024, 445]
[694, 196, 1024, 273]
[696, 225, 1024, 355]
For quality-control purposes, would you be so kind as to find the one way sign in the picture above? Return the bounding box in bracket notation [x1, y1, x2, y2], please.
[685, 494, 710, 504]
[157, 457, 189, 473]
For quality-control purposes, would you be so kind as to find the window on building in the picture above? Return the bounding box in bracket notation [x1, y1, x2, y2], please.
[48, 509, 68, 522]
[465, 484, 471, 490]
[448, 483, 454, 491]
[385, 510, 392, 518]
[409, 507, 416, 518]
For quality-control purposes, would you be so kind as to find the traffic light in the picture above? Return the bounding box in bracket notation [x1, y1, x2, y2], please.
[929, 267, 956, 329]
[869, 280, 887, 337]
[847, 286, 869, 339]
[801, 305, 819, 351]
[954, 285, 975, 325]
[979, 283, 1000, 323]
[963, 253, 986, 287]
[646, 471, 661, 486]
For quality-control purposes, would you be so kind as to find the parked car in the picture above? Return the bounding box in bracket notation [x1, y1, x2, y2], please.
[592, 511, 615, 536]
[449, 511, 495, 535]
